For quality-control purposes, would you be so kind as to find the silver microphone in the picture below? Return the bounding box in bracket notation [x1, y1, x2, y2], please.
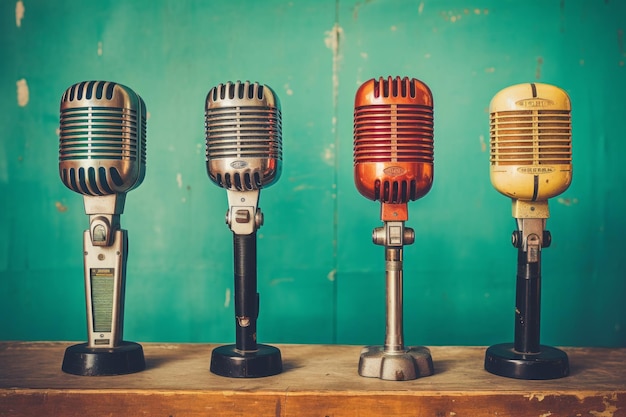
[205, 80, 283, 378]
[59, 80, 146, 376]
[205, 80, 281, 193]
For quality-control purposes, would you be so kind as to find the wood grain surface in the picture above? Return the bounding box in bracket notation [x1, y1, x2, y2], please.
[1, 342, 624, 416]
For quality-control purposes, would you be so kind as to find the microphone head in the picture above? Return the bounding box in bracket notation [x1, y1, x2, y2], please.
[205, 80, 282, 191]
[59, 81, 147, 196]
[353, 76, 434, 220]
[490, 83, 572, 202]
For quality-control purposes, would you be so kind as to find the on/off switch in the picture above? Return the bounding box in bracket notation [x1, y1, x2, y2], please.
[235, 209, 251, 223]
[388, 225, 402, 245]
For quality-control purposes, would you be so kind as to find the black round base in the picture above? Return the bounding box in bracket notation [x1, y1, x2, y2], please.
[62, 342, 145, 376]
[485, 343, 569, 380]
[210, 344, 282, 378]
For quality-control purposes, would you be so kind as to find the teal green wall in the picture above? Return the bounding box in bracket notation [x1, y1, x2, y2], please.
[1, 0, 624, 347]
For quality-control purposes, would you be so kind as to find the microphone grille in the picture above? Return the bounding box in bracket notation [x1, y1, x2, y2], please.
[489, 83, 572, 201]
[205, 81, 282, 191]
[59, 81, 146, 196]
[354, 77, 433, 164]
[353, 77, 434, 208]
[490, 110, 571, 166]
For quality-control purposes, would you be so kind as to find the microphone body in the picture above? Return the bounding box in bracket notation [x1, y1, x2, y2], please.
[485, 82, 571, 380]
[354, 76, 433, 221]
[59, 80, 146, 376]
[205, 80, 283, 378]
[354, 77, 434, 381]
[490, 82, 572, 218]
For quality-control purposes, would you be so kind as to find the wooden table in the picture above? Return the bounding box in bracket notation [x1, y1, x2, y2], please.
[1, 342, 624, 416]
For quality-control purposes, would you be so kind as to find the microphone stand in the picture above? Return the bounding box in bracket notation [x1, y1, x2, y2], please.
[210, 190, 282, 378]
[62, 193, 145, 376]
[358, 219, 434, 381]
[485, 202, 569, 379]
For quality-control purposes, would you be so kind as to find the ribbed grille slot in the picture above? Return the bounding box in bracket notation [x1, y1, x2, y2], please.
[373, 179, 418, 203]
[354, 104, 433, 163]
[373, 77, 417, 98]
[61, 80, 116, 102]
[205, 106, 282, 160]
[59, 106, 139, 161]
[490, 109, 571, 166]
[211, 82, 265, 101]
[60, 166, 124, 196]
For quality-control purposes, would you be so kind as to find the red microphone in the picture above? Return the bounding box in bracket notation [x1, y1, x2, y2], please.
[354, 76, 435, 381]
[354, 76, 433, 221]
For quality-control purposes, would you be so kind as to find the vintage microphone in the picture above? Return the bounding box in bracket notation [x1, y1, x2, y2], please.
[205, 80, 283, 378]
[485, 82, 572, 379]
[58, 80, 147, 376]
[354, 76, 435, 381]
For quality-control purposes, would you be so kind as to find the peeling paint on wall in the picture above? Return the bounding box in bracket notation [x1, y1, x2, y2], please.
[224, 288, 231, 308]
[15, 1, 25, 27]
[324, 23, 343, 121]
[55, 201, 68, 213]
[16, 79, 29, 107]
[536, 56, 544, 79]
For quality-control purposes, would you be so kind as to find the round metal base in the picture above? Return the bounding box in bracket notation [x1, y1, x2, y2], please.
[358, 345, 434, 381]
[485, 343, 569, 380]
[61, 341, 145, 376]
[210, 344, 282, 378]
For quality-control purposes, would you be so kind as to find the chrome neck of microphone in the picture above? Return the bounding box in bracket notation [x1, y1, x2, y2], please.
[225, 189, 264, 236]
[372, 221, 415, 353]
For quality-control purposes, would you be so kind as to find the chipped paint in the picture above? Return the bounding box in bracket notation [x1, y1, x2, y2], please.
[176, 173, 183, 188]
[324, 23, 343, 119]
[526, 393, 546, 402]
[441, 8, 488, 22]
[327, 269, 336, 282]
[293, 184, 314, 192]
[270, 277, 294, 286]
[479, 134, 487, 152]
[284, 83, 293, 96]
[418, 2, 424, 15]
[224, 288, 231, 308]
[55, 201, 68, 213]
[15, 1, 25, 27]
[97, 41, 103, 56]
[589, 393, 619, 417]
[557, 197, 579, 206]
[322, 144, 335, 167]
[536, 56, 544, 79]
[16, 79, 29, 107]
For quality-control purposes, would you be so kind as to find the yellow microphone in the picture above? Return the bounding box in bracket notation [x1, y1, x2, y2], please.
[485, 82, 571, 380]
[490, 82, 572, 217]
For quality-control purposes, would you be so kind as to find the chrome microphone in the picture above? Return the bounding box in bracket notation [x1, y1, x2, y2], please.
[485, 82, 571, 380]
[354, 76, 435, 381]
[59, 80, 146, 376]
[205, 80, 283, 378]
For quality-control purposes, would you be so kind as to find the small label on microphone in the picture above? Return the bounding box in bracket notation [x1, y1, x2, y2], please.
[230, 160, 248, 169]
[515, 98, 554, 108]
[517, 167, 556, 174]
[383, 166, 406, 176]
